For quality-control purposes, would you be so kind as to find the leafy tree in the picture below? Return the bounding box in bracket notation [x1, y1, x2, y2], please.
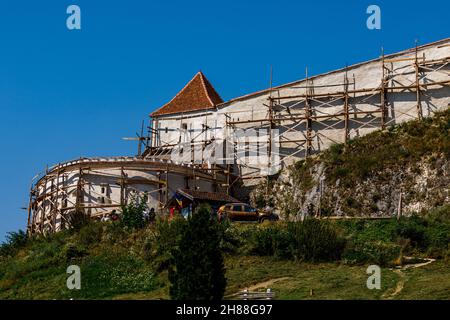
[121, 193, 148, 229]
[169, 204, 226, 300]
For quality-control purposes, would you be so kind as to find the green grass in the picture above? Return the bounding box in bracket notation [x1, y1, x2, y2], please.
[1, 213, 449, 300]
[395, 261, 450, 300]
[2, 252, 449, 300]
[225, 256, 450, 300]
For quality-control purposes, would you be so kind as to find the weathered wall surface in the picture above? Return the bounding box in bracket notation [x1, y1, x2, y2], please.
[152, 39, 450, 185]
[29, 158, 220, 234]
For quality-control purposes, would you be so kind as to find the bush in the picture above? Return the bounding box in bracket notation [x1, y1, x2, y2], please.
[425, 205, 450, 224]
[342, 240, 402, 267]
[121, 194, 148, 229]
[0, 230, 27, 257]
[67, 210, 90, 231]
[248, 219, 346, 262]
[337, 214, 450, 261]
[75, 222, 103, 247]
[395, 216, 428, 249]
[288, 220, 346, 262]
[169, 204, 226, 300]
[59, 243, 86, 262]
[102, 220, 128, 243]
[146, 216, 187, 271]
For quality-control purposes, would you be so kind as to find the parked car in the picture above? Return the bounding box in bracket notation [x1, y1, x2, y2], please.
[217, 203, 279, 223]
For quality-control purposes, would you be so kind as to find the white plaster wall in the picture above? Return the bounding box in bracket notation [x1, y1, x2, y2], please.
[151, 40, 450, 180]
[31, 162, 218, 233]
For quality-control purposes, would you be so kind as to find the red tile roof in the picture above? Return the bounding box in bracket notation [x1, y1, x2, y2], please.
[151, 72, 223, 117]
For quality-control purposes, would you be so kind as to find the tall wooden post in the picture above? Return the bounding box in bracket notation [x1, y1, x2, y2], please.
[344, 68, 350, 143]
[380, 47, 387, 129]
[397, 189, 403, 220]
[26, 184, 33, 236]
[120, 167, 125, 206]
[53, 167, 60, 232]
[75, 168, 83, 214]
[305, 67, 313, 157]
[165, 164, 169, 205]
[415, 41, 423, 120]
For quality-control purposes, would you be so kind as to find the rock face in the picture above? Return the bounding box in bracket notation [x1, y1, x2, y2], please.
[250, 109, 450, 219]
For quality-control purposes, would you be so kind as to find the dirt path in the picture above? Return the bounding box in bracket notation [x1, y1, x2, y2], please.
[246, 277, 291, 291]
[382, 269, 405, 300]
[226, 277, 291, 298]
[382, 257, 435, 299]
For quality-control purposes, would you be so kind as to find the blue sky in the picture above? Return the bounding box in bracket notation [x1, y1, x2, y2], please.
[0, 0, 449, 241]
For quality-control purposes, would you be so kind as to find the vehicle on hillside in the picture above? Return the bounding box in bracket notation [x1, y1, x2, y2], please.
[217, 203, 279, 223]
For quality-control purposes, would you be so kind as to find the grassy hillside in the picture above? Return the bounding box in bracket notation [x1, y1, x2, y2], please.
[2, 109, 450, 300]
[1, 209, 449, 299]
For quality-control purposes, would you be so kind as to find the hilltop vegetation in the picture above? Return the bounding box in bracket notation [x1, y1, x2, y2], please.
[1, 109, 450, 300]
[1, 205, 449, 299]
[259, 108, 450, 219]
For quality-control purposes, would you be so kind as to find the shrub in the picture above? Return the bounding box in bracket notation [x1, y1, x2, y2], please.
[75, 222, 103, 247]
[0, 230, 27, 257]
[288, 219, 346, 262]
[248, 219, 345, 262]
[217, 220, 242, 254]
[121, 194, 148, 229]
[102, 220, 128, 243]
[147, 216, 187, 271]
[395, 216, 428, 249]
[59, 243, 86, 262]
[67, 210, 90, 231]
[250, 225, 279, 256]
[169, 204, 226, 300]
[425, 205, 450, 224]
[342, 240, 402, 267]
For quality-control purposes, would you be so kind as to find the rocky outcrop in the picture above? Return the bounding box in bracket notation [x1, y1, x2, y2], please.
[250, 109, 450, 219]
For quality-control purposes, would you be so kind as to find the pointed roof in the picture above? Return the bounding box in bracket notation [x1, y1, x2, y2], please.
[151, 71, 223, 117]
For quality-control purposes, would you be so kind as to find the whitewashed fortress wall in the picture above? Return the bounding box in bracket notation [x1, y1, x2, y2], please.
[152, 39, 450, 184]
[29, 38, 450, 234]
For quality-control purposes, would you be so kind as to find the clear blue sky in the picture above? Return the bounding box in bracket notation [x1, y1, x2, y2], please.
[0, 0, 449, 241]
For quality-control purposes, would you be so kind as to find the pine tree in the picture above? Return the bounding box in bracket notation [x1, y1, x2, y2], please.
[169, 204, 226, 300]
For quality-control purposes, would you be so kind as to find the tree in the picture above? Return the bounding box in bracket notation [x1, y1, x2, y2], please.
[121, 193, 148, 229]
[169, 204, 226, 300]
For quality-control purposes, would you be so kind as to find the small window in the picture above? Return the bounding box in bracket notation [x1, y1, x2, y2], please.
[182, 123, 187, 130]
[101, 187, 106, 194]
[244, 205, 256, 212]
[232, 205, 242, 211]
[165, 127, 168, 133]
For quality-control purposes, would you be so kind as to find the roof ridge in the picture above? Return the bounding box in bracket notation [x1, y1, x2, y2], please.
[151, 71, 223, 117]
[198, 71, 215, 106]
[153, 72, 205, 115]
